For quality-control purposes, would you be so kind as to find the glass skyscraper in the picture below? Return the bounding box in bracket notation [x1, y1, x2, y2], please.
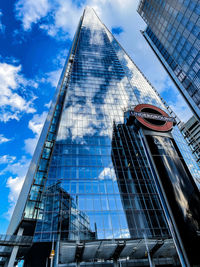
[5, 7, 200, 267]
[138, 0, 200, 120]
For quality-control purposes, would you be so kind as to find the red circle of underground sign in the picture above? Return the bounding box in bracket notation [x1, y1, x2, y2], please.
[134, 104, 173, 132]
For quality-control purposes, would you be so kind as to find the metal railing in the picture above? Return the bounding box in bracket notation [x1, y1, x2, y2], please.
[0, 235, 32, 246]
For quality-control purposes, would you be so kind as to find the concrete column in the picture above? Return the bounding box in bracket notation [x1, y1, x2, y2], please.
[53, 234, 60, 267]
[6, 228, 24, 267]
[113, 260, 118, 267]
[50, 257, 53, 267]
[147, 251, 155, 267]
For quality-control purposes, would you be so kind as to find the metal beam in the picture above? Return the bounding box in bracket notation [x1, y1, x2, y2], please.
[149, 240, 164, 257]
[75, 242, 84, 262]
[111, 241, 126, 260]
[0, 234, 32, 247]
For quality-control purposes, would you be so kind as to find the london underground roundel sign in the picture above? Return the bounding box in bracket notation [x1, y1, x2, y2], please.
[131, 104, 175, 132]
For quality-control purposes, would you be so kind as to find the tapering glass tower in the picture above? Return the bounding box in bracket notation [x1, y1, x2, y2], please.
[6, 7, 200, 267]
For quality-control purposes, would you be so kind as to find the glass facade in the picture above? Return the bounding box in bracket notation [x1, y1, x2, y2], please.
[22, 6, 200, 240]
[138, 0, 200, 120]
[181, 115, 200, 163]
[33, 8, 171, 242]
[7, 6, 200, 267]
[111, 122, 170, 239]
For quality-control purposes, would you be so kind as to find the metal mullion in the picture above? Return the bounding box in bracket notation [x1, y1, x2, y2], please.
[117, 130, 134, 185]
[130, 128, 152, 183]
[112, 125, 128, 194]
[130, 130, 159, 215]
[125, 127, 160, 234]
[118, 126, 143, 224]
[120, 126, 140, 181]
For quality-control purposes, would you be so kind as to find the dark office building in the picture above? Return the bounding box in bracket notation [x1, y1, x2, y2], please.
[3, 7, 200, 267]
[112, 104, 200, 266]
[111, 120, 170, 240]
[138, 0, 200, 120]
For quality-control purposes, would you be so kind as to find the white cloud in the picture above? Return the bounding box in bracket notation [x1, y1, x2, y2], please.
[28, 111, 47, 135]
[44, 100, 52, 109]
[0, 155, 16, 164]
[0, 134, 11, 144]
[0, 156, 29, 177]
[15, 0, 81, 38]
[0, 61, 36, 122]
[0, 156, 30, 219]
[40, 0, 82, 39]
[24, 111, 47, 155]
[24, 136, 38, 156]
[98, 167, 116, 181]
[6, 176, 25, 218]
[45, 68, 62, 87]
[15, 0, 50, 30]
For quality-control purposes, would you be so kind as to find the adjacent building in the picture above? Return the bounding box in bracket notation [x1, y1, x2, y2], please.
[138, 0, 200, 120]
[180, 115, 200, 163]
[3, 7, 200, 267]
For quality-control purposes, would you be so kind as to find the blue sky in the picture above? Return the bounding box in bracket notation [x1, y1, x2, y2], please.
[0, 0, 192, 234]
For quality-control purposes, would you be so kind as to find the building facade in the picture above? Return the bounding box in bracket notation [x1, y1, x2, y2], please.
[180, 115, 200, 163]
[4, 7, 200, 267]
[138, 0, 200, 120]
